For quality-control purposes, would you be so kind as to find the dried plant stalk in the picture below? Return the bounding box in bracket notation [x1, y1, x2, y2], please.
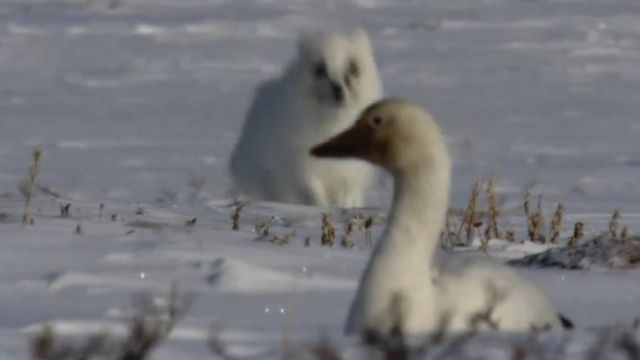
[340, 236, 353, 248]
[460, 180, 482, 245]
[59, 203, 71, 218]
[231, 201, 245, 231]
[569, 221, 584, 248]
[536, 195, 546, 242]
[341, 218, 356, 248]
[272, 232, 293, 246]
[609, 209, 620, 238]
[363, 216, 373, 248]
[479, 224, 491, 253]
[345, 218, 354, 237]
[527, 213, 540, 243]
[31, 281, 188, 360]
[184, 217, 197, 228]
[486, 176, 501, 239]
[22, 148, 42, 225]
[505, 227, 516, 243]
[550, 203, 564, 243]
[441, 209, 459, 250]
[321, 213, 336, 246]
[621, 226, 630, 241]
[523, 185, 532, 219]
[528, 195, 545, 243]
[254, 217, 269, 237]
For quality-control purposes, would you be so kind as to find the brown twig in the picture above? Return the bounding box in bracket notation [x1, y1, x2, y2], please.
[364, 216, 374, 248]
[22, 148, 42, 225]
[459, 180, 482, 245]
[231, 202, 245, 231]
[486, 176, 501, 239]
[569, 221, 584, 248]
[550, 203, 564, 243]
[609, 209, 620, 238]
[321, 213, 336, 246]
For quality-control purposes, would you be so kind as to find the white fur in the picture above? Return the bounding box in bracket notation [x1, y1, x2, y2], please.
[312, 99, 563, 335]
[228, 28, 382, 207]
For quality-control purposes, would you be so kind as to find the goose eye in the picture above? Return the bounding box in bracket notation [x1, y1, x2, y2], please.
[371, 116, 383, 127]
[313, 62, 327, 79]
[347, 59, 360, 78]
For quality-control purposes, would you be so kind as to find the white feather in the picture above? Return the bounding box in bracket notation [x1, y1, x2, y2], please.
[333, 99, 563, 335]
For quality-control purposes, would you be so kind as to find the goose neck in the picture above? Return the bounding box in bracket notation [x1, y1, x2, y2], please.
[384, 163, 450, 257]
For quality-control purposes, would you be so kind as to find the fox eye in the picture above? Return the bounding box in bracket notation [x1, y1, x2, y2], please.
[371, 116, 383, 127]
[313, 61, 327, 79]
[346, 59, 360, 78]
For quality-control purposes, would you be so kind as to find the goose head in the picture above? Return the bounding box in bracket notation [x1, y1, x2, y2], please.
[310, 98, 449, 176]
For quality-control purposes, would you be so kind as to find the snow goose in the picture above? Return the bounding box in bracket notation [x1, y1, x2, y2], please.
[311, 98, 570, 336]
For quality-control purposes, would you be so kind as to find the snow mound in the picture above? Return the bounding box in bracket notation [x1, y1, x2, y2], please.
[205, 258, 355, 293]
[48, 272, 163, 292]
[508, 235, 640, 270]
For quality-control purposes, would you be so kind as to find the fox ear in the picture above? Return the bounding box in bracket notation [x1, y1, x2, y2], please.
[296, 30, 312, 52]
[296, 29, 322, 59]
[350, 28, 371, 48]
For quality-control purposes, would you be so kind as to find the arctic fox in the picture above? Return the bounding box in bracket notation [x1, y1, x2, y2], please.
[228, 28, 382, 207]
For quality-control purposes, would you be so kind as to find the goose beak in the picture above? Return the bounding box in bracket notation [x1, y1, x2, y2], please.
[310, 122, 372, 159]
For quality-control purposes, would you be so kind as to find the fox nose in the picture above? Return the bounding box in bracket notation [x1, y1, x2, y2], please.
[330, 82, 345, 102]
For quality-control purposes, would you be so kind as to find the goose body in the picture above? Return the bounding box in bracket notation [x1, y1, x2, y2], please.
[311, 98, 565, 335]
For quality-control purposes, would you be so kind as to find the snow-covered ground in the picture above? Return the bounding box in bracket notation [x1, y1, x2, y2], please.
[1, 0, 640, 358]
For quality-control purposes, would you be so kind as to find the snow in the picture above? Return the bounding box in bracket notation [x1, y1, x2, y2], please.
[1, 0, 640, 358]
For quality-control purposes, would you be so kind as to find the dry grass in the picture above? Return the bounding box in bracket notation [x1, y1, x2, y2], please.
[609, 209, 621, 238]
[253, 217, 269, 237]
[486, 176, 501, 239]
[231, 201, 245, 231]
[527, 212, 541, 243]
[441, 209, 461, 250]
[59, 203, 71, 218]
[527, 195, 546, 243]
[27, 277, 640, 360]
[271, 231, 294, 246]
[621, 226, 630, 241]
[363, 216, 374, 248]
[30, 283, 190, 360]
[341, 218, 355, 248]
[550, 203, 565, 244]
[618, 331, 640, 360]
[569, 221, 585, 248]
[321, 213, 336, 246]
[31, 324, 107, 360]
[510, 332, 548, 360]
[248, 211, 376, 249]
[505, 226, 516, 243]
[460, 180, 482, 246]
[22, 148, 42, 225]
[184, 217, 197, 229]
[523, 185, 532, 220]
[479, 224, 491, 253]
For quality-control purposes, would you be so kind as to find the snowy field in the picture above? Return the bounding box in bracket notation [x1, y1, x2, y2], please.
[1, 0, 640, 358]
